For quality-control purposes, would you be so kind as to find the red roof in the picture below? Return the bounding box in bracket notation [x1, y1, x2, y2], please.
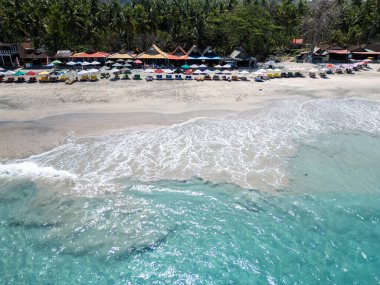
[328, 49, 350, 55]
[72, 52, 110, 58]
[167, 46, 189, 60]
[352, 51, 380, 55]
[291, 39, 304, 45]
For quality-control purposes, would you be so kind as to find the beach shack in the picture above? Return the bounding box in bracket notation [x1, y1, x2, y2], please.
[18, 43, 54, 67]
[135, 44, 168, 67]
[54, 50, 73, 63]
[224, 47, 256, 67]
[359, 43, 380, 61]
[290, 38, 304, 49]
[166, 46, 189, 65]
[107, 51, 135, 60]
[0, 42, 19, 67]
[327, 46, 351, 61]
[202, 46, 221, 63]
[187, 45, 203, 62]
[71, 49, 110, 64]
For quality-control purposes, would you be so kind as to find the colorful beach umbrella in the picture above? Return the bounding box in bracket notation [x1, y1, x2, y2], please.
[181, 64, 190, 69]
[81, 61, 91, 66]
[51, 60, 62, 65]
[222, 64, 231, 68]
[184, 69, 193, 75]
[26, 71, 38, 76]
[0, 67, 5, 71]
[66, 61, 76, 66]
[91, 61, 101, 65]
[154, 69, 164, 73]
[326, 63, 334, 69]
[112, 63, 123, 67]
[190, 64, 198, 69]
[199, 64, 207, 69]
[77, 70, 88, 75]
[134, 59, 143, 64]
[14, 70, 26, 76]
[39, 71, 49, 75]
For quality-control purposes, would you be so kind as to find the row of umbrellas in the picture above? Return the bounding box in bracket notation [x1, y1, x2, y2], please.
[0, 70, 39, 76]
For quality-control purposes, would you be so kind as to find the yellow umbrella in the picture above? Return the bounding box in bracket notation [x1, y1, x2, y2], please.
[39, 71, 49, 75]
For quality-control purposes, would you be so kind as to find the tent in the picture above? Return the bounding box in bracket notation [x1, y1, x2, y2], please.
[136, 44, 168, 59]
[202, 46, 221, 60]
[225, 47, 256, 67]
[187, 45, 203, 60]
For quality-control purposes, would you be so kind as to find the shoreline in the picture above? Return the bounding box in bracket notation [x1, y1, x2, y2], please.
[1, 63, 379, 159]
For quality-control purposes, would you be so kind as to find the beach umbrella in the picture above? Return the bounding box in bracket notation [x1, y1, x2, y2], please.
[326, 63, 334, 69]
[112, 62, 123, 67]
[258, 69, 267, 73]
[66, 61, 76, 66]
[174, 68, 182, 74]
[222, 70, 231, 74]
[145, 69, 154, 73]
[266, 60, 275, 66]
[82, 61, 91, 66]
[51, 60, 62, 65]
[45, 63, 54, 67]
[0, 71, 5, 76]
[105, 60, 114, 64]
[193, 69, 202, 74]
[222, 64, 231, 68]
[116, 59, 125, 63]
[199, 64, 207, 69]
[204, 69, 212, 74]
[38, 71, 49, 75]
[0, 67, 5, 71]
[181, 64, 190, 69]
[5, 70, 15, 76]
[91, 61, 101, 65]
[88, 68, 99, 73]
[164, 69, 174, 74]
[109, 68, 121, 74]
[190, 64, 198, 69]
[14, 70, 26, 76]
[184, 69, 193, 75]
[134, 59, 143, 64]
[123, 63, 132, 67]
[126, 59, 134, 63]
[239, 70, 249, 74]
[215, 64, 222, 69]
[77, 70, 88, 75]
[154, 69, 164, 73]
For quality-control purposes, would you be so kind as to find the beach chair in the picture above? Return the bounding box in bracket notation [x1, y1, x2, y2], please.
[165, 74, 173, 80]
[281, 72, 287, 78]
[346, 69, 353, 74]
[89, 75, 98, 81]
[231, 75, 240, 81]
[261, 75, 270, 80]
[309, 72, 316, 78]
[175, 74, 183, 80]
[204, 75, 212, 80]
[195, 76, 203, 82]
[185, 75, 193, 80]
[255, 76, 264, 82]
[6, 77, 15, 83]
[156, 74, 163, 80]
[294, 72, 304, 78]
[335, 68, 343, 74]
[319, 72, 327, 78]
[287, 72, 294, 78]
[239, 76, 250, 81]
[267, 73, 274, 78]
[145, 75, 154, 81]
[273, 73, 281, 78]
[133, 74, 141, 80]
[38, 76, 48, 83]
[27, 77, 37, 83]
[212, 75, 221, 80]
[121, 74, 130, 80]
[59, 75, 68, 82]
[16, 77, 25, 83]
[326, 69, 333, 74]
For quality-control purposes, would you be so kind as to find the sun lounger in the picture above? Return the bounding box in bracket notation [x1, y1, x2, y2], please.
[156, 74, 163, 80]
[89, 75, 98, 81]
[133, 74, 141, 80]
[165, 74, 173, 80]
[309, 72, 316, 78]
[261, 75, 270, 80]
[38, 76, 48, 83]
[121, 74, 129, 80]
[185, 75, 193, 80]
[204, 75, 212, 80]
[319, 72, 327, 78]
[145, 75, 154, 81]
[175, 74, 183, 80]
[346, 69, 353, 74]
[267, 73, 274, 78]
[335, 68, 343, 74]
[281, 72, 287, 78]
[287, 72, 294, 78]
[326, 69, 333, 74]
[255, 76, 264, 82]
[231, 75, 239, 81]
[16, 77, 25, 83]
[239, 76, 250, 81]
[273, 73, 281, 78]
[212, 75, 221, 80]
[48, 76, 58, 82]
[6, 77, 15, 83]
[27, 77, 37, 83]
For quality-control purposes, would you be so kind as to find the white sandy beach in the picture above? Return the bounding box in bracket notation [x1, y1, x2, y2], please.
[0, 62, 379, 159]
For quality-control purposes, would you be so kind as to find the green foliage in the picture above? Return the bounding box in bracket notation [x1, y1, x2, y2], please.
[0, 0, 378, 56]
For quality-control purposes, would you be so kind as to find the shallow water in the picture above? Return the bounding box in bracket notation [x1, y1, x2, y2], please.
[0, 99, 380, 284]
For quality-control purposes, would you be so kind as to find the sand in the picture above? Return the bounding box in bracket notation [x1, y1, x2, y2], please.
[0, 62, 379, 159]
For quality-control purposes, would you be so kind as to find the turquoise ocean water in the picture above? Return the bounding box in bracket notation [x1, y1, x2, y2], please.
[0, 99, 380, 284]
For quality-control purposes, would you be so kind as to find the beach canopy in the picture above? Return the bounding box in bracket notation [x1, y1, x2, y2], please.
[39, 71, 49, 75]
[181, 64, 190, 69]
[134, 59, 143, 64]
[136, 44, 168, 59]
[72, 51, 110, 58]
[190, 64, 198, 69]
[14, 70, 26, 76]
[167, 46, 189, 60]
[108, 53, 134, 59]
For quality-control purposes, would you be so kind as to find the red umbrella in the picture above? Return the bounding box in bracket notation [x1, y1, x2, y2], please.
[326, 64, 334, 69]
[134, 59, 143, 64]
[26, 71, 38, 76]
[184, 69, 193, 75]
[154, 69, 164, 73]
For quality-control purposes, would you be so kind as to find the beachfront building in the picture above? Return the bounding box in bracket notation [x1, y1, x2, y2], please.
[107, 51, 135, 60]
[327, 46, 351, 61]
[187, 45, 203, 61]
[54, 50, 73, 63]
[18, 43, 53, 67]
[71, 50, 110, 64]
[166, 46, 189, 66]
[224, 47, 256, 67]
[187, 45, 221, 65]
[135, 44, 168, 67]
[0, 42, 19, 67]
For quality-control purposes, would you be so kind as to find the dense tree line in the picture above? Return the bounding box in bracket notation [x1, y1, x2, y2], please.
[0, 0, 379, 58]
